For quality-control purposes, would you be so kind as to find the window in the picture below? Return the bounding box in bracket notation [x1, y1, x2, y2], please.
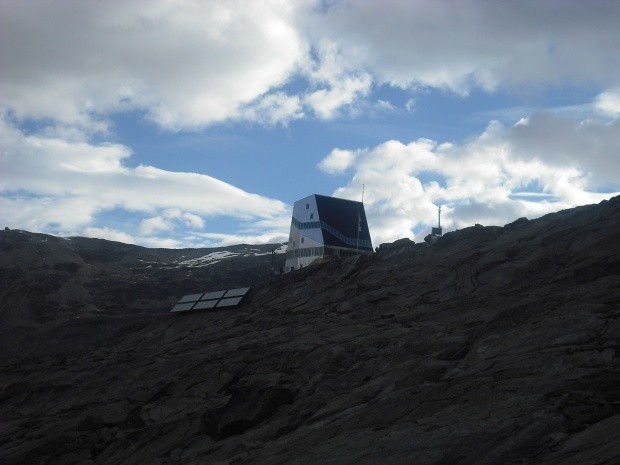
[306, 203, 309, 209]
[310, 213, 314, 219]
[301, 237, 304, 243]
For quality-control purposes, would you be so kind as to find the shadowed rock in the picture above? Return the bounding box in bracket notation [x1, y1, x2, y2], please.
[1, 196, 619, 464]
[202, 385, 297, 440]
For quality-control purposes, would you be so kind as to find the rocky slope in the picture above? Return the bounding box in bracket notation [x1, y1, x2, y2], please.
[1, 197, 619, 464]
[0, 231, 285, 323]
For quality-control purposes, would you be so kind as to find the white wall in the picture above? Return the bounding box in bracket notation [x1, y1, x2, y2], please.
[284, 194, 322, 271]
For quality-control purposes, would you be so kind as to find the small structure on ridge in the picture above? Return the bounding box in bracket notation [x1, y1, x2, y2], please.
[432, 205, 443, 238]
[425, 205, 444, 243]
[284, 194, 373, 272]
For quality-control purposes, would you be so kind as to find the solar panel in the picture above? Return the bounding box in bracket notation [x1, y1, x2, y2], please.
[223, 287, 250, 298]
[171, 287, 251, 313]
[201, 290, 226, 300]
[193, 300, 218, 310]
[217, 296, 243, 307]
[171, 302, 196, 312]
[178, 293, 204, 303]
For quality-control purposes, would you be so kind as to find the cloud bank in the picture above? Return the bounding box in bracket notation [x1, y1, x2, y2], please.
[310, 0, 620, 93]
[6, 0, 619, 131]
[1, 0, 619, 246]
[0, 114, 289, 247]
[320, 110, 620, 245]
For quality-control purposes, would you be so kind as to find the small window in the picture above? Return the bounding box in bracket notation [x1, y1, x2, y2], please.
[306, 203, 309, 209]
[301, 237, 305, 243]
[310, 213, 314, 219]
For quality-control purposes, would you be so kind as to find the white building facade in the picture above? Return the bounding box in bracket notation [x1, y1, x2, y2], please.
[284, 194, 373, 272]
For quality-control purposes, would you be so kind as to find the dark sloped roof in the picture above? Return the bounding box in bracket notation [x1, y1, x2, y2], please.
[314, 194, 372, 251]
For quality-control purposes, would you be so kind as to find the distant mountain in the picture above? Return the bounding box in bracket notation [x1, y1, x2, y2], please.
[1, 197, 619, 465]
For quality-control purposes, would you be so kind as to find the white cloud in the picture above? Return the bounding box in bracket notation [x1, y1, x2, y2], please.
[83, 227, 183, 248]
[139, 209, 205, 235]
[2, 1, 619, 130]
[82, 227, 142, 245]
[376, 100, 396, 112]
[241, 92, 304, 126]
[189, 231, 289, 248]
[304, 73, 372, 119]
[0, 116, 288, 244]
[187, 214, 292, 247]
[0, 196, 102, 232]
[322, 113, 620, 245]
[0, 0, 309, 130]
[302, 40, 372, 118]
[180, 211, 205, 230]
[595, 89, 620, 117]
[139, 216, 173, 235]
[2, 0, 620, 249]
[318, 148, 359, 174]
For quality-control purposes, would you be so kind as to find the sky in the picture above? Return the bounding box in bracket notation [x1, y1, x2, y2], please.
[1, 0, 619, 249]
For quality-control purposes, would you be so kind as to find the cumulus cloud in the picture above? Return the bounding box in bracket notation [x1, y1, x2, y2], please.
[300, 39, 373, 118]
[318, 148, 360, 174]
[595, 89, 620, 117]
[0, 0, 309, 130]
[241, 92, 304, 126]
[320, 112, 620, 245]
[304, 73, 372, 119]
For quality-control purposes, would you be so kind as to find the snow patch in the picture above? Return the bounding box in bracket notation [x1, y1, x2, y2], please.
[274, 244, 288, 254]
[177, 251, 237, 267]
[173, 244, 287, 268]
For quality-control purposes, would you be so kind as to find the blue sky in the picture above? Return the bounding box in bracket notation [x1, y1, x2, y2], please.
[1, 0, 619, 248]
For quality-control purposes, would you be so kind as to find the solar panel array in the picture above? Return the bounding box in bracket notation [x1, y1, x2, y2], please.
[171, 287, 251, 313]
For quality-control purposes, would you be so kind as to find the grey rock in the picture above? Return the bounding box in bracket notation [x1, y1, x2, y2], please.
[504, 216, 530, 228]
[377, 238, 415, 252]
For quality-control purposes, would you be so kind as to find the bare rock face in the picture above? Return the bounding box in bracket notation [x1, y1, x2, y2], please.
[0, 233, 284, 323]
[1, 197, 620, 464]
[377, 237, 415, 252]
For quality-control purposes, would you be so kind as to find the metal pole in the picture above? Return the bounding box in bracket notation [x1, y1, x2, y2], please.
[356, 212, 360, 253]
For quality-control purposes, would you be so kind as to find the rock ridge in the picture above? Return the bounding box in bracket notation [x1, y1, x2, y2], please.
[1, 196, 619, 464]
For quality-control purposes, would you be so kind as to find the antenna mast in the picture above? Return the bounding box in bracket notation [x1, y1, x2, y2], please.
[430, 204, 443, 239]
[362, 184, 365, 203]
